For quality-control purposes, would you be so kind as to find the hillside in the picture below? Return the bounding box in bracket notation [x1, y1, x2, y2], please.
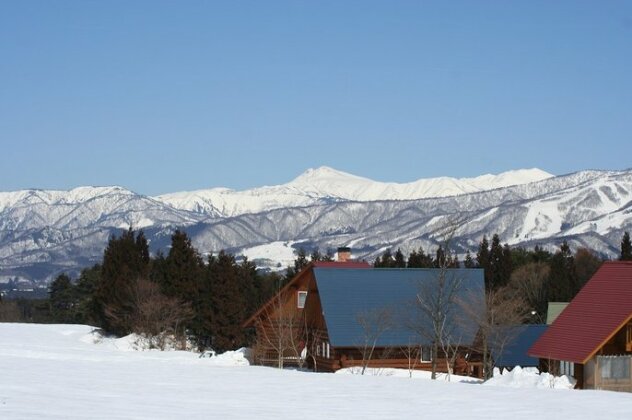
[1, 167, 631, 283]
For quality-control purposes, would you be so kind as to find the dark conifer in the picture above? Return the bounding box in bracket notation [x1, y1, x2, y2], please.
[394, 248, 406, 268]
[210, 251, 246, 352]
[94, 228, 150, 335]
[547, 240, 577, 302]
[49, 273, 75, 323]
[621, 231, 632, 261]
[464, 250, 475, 268]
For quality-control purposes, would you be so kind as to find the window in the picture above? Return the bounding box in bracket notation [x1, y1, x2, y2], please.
[560, 361, 574, 377]
[601, 357, 630, 380]
[297, 291, 307, 308]
[420, 346, 432, 362]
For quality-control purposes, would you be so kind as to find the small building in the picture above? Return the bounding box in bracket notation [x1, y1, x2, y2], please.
[528, 261, 632, 391]
[243, 256, 485, 376]
[493, 324, 548, 371]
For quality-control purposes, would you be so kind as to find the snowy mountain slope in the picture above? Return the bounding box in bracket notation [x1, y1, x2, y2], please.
[180, 169, 632, 262]
[1, 168, 630, 283]
[154, 166, 553, 217]
[0, 186, 204, 233]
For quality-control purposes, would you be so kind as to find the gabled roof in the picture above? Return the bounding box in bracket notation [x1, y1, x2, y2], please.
[528, 261, 632, 364]
[242, 261, 370, 327]
[313, 267, 485, 348]
[493, 325, 548, 368]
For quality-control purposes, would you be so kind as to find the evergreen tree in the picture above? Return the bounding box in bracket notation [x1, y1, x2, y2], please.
[407, 247, 433, 268]
[476, 236, 491, 288]
[547, 241, 577, 302]
[49, 273, 76, 323]
[452, 253, 460, 268]
[574, 248, 602, 291]
[394, 248, 406, 268]
[294, 248, 309, 272]
[210, 251, 246, 352]
[464, 250, 475, 268]
[621, 231, 632, 261]
[94, 228, 150, 335]
[162, 230, 204, 300]
[374, 249, 395, 268]
[434, 245, 446, 268]
[488, 234, 503, 289]
[499, 243, 513, 287]
[162, 230, 206, 342]
[532, 245, 552, 263]
[310, 248, 323, 262]
[73, 265, 101, 325]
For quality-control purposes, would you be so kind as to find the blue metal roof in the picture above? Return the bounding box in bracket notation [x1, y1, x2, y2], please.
[493, 324, 548, 368]
[313, 268, 485, 348]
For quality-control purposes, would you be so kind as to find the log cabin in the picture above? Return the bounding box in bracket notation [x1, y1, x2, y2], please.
[243, 252, 485, 377]
[528, 261, 632, 391]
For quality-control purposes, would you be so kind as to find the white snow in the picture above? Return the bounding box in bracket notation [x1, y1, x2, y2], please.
[483, 366, 576, 390]
[240, 241, 299, 269]
[2, 323, 632, 420]
[155, 166, 554, 217]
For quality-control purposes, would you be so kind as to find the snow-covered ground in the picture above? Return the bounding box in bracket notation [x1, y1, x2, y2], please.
[1, 323, 632, 420]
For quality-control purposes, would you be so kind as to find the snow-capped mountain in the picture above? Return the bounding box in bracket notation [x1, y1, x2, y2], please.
[1, 167, 630, 284]
[153, 166, 553, 217]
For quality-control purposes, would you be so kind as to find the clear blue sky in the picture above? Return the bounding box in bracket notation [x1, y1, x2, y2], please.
[1, 1, 631, 195]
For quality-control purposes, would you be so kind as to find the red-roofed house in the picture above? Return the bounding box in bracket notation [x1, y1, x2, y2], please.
[528, 261, 632, 391]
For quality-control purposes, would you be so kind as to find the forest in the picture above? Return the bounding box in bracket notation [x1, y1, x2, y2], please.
[1, 228, 630, 354]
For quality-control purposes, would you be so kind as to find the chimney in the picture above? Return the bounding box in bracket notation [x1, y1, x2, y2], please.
[337, 247, 351, 262]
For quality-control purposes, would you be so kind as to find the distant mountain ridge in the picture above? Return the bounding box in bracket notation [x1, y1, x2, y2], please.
[1, 167, 631, 284]
[154, 166, 553, 217]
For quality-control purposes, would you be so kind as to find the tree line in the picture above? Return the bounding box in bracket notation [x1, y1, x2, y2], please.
[374, 231, 632, 321]
[44, 228, 287, 351]
[2, 228, 630, 354]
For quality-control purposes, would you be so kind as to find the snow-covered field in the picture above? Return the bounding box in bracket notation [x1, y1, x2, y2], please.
[1, 324, 632, 420]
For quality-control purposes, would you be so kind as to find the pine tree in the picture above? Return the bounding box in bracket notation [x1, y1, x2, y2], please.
[94, 228, 150, 335]
[162, 230, 204, 300]
[434, 246, 446, 268]
[476, 236, 491, 288]
[374, 249, 395, 267]
[547, 241, 577, 302]
[394, 248, 406, 268]
[162, 229, 206, 342]
[49, 273, 76, 323]
[488, 234, 503, 290]
[73, 265, 101, 325]
[210, 251, 246, 352]
[294, 248, 309, 272]
[464, 250, 475, 268]
[621, 231, 632, 261]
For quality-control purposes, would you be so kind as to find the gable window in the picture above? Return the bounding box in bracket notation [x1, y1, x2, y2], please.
[297, 291, 307, 308]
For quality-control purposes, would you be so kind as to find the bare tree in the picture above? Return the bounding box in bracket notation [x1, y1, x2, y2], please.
[105, 278, 194, 349]
[356, 306, 394, 375]
[459, 285, 528, 379]
[401, 338, 421, 378]
[507, 262, 550, 322]
[410, 216, 467, 380]
[253, 289, 305, 369]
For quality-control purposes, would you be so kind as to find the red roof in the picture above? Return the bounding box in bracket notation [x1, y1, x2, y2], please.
[528, 261, 632, 364]
[312, 261, 371, 268]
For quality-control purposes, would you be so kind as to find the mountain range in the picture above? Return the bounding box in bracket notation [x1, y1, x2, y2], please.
[1, 166, 631, 284]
